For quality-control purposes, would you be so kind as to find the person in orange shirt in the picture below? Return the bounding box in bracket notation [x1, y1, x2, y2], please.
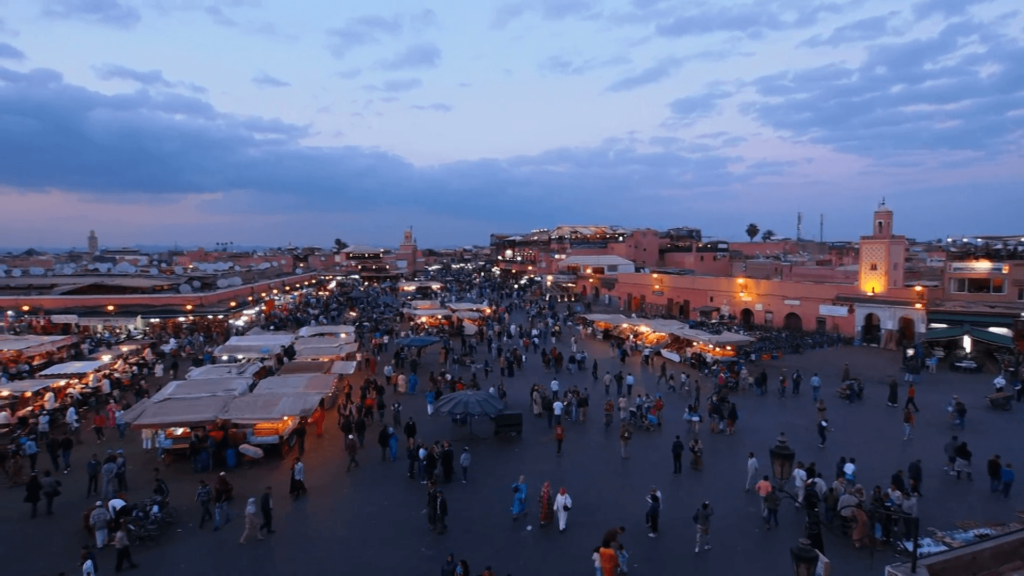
[754, 475, 773, 515]
[554, 425, 564, 455]
[599, 542, 619, 576]
[904, 383, 919, 412]
[310, 408, 325, 437]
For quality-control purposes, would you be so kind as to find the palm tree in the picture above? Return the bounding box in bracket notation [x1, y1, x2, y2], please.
[761, 229, 776, 242]
[333, 238, 349, 253]
[745, 223, 760, 242]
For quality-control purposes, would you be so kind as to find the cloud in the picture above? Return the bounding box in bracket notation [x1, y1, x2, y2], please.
[0, 65, 788, 227]
[492, 0, 601, 28]
[654, 1, 857, 39]
[911, 0, 994, 20]
[363, 78, 423, 93]
[662, 89, 735, 128]
[412, 103, 452, 112]
[377, 42, 442, 71]
[798, 13, 902, 48]
[94, 64, 208, 94]
[539, 54, 630, 76]
[0, 43, 25, 61]
[604, 49, 750, 92]
[335, 68, 362, 79]
[326, 14, 403, 59]
[0, 18, 18, 37]
[409, 9, 438, 30]
[743, 20, 1024, 158]
[42, 0, 142, 29]
[251, 72, 290, 88]
[204, 6, 237, 26]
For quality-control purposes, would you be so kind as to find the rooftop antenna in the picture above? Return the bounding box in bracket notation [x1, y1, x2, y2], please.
[820, 214, 824, 243]
[797, 212, 803, 241]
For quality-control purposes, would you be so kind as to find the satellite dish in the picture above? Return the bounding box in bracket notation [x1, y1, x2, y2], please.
[174, 266, 184, 275]
[29, 267, 45, 276]
[191, 280, 201, 288]
[234, 266, 241, 271]
[258, 262, 271, 270]
[179, 284, 193, 294]
[216, 279, 228, 288]
[271, 261, 279, 267]
[230, 277, 242, 286]
[11, 269, 22, 277]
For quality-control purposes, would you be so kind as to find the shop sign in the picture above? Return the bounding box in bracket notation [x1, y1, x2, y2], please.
[652, 291, 664, 296]
[948, 262, 1006, 274]
[755, 304, 763, 311]
[784, 299, 801, 306]
[819, 305, 849, 317]
[49, 315, 79, 324]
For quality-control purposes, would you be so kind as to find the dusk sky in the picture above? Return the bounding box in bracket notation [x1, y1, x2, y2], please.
[1, 0, 1022, 249]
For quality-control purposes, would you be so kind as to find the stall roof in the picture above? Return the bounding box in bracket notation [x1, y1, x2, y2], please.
[150, 377, 252, 402]
[447, 302, 490, 312]
[128, 396, 232, 428]
[214, 334, 295, 357]
[709, 331, 755, 345]
[253, 374, 336, 396]
[185, 363, 263, 380]
[277, 361, 332, 375]
[924, 325, 1014, 347]
[0, 335, 76, 354]
[0, 379, 68, 395]
[297, 325, 356, 337]
[293, 338, 352, 351]
[220, 394, 321, 424]
[406, 309, 451, 317]
[331, 361, 357, 375]
[454, 311, 482, 320]
[409, 300, 442, 310]
[582, 313, 631, 324]
[38, 360, 111, 376]
[398, 280, 444, 289]
[293, 343, 358, 359]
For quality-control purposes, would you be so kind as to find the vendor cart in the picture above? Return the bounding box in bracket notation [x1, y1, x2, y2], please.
[492, 412, 522, 437]
[986, 392, 1013, 411]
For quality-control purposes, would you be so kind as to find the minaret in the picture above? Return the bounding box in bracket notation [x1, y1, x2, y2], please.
[858, 199, 906, 294]
[87, 230, 99, 254]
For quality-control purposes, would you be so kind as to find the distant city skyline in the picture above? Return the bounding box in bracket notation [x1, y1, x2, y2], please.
[1, 0, 1022, 247]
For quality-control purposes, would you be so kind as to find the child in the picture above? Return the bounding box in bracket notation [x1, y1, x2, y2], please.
[617, 544, 629, 574]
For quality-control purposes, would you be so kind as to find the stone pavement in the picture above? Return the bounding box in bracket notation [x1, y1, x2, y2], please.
[5, 321, 1021, 576]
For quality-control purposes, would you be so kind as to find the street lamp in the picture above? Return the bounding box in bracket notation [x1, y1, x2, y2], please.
[769, 432, 796, 485]
[790, 539, 819, 576]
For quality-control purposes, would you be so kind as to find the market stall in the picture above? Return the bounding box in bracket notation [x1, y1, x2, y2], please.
[296, 324, 356, 340]
[219, 394, 322, 446]
[276, 361, 333, 376]
[214, 335, 295, 360]
[292, 341, 359, 361]
[148, 377, 252, 402]
[185, 362, 265, 381]
[408, 300, 442, 310]
[124, 395, 233, 459]
[37, 360, 112, 377]
[0, 379, 69, 417]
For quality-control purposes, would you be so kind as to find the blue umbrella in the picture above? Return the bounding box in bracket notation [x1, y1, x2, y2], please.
[395, 336, 441, 348]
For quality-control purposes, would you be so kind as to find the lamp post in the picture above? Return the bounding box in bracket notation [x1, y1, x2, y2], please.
[769, 432, 796, 487]
[790, 538, 819, 576]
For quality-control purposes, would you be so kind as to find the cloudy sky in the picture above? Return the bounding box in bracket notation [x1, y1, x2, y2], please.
[1, 0, 1022, 249]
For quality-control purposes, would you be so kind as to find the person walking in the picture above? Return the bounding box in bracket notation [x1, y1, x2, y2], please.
[239, 497, 264, 544]
[459, 447, 471, 483]
[943, 436, 959, 474]
[40, 470, 62, 515]
[1001, 463, 1014, 498]
[619, 423, 632, 459]
[113, 520, 140, 571]
[511, 475, 528, 521]
[345, 434, 360, 472]
[954, 441, 973, 480]
[538, 482, 554, 527]
[745, 453, 759, 491]
[672, 436, 684, 474]
[555, 424, 565, 456]
[646, 492, 661, 538]
[987, 455, 1003, 493]
[90, 501, 110, 547]
[24, 435, 39, 471]
[259, 486, 275, 534]
[377, 426, 391, 462]
[903, 408, 915, 440]
[196, 479, 213, 528]
[24, 472, 43, 519]
[86, 453, 101, 498]
[905, 383, 919, 412]
[213, 472, 233, 531]
[818, 418, 829, 448]
[694, 501, 714, 552]
[554, 487, 572, 533]
[436, 489, 449, 534]
[290, 457, 307, 498]
[60, 434, 74, 474]
[763, 487, 781, 530]
[810, 373, 822, 401]
[887, 379, 899, 407]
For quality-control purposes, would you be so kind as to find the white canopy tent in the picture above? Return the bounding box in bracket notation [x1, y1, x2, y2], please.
[253, 375, 336, 397]
[220, 394, 322, 424]
[297, 325, 356, 338]
[0, 335, 77, 355]
[0, 379, 68, 395]
[330, 361, 357, 375]
[126, 396, 232, 429]
[185, 362, 263, 380]
[38, 360, 112, 377]
[214, 335, 295, 358]
[149, 377, 251, 402]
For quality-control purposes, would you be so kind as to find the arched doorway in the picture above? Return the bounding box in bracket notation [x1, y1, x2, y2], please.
[593, 287, 600, 300]
[579, 285, 588, 298]
[862, 313, 881, 345]
[631, 296, 640, 311]
[898, 316, 915, 346]
[783, 312, 803, 331]
[740, 308, 755, 326]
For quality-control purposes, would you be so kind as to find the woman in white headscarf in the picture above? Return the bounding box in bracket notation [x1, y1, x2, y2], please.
[239, 497, 264, 544]
[553, 487, 572, 533]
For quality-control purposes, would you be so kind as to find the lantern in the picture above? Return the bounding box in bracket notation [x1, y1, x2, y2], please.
[790, 539, 819, 576]
[769, 432, 796, 484]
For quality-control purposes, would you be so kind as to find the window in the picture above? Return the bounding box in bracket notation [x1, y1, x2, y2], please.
[1018, 287, 1024, 301]
[869, 263, 878, 271]
[893, 263, 899, 271]
[992, 277, 1006, 294]
[950, 278, 967, 293]
[952, 277, 1006, 294]
[709, 296, 714, 303]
